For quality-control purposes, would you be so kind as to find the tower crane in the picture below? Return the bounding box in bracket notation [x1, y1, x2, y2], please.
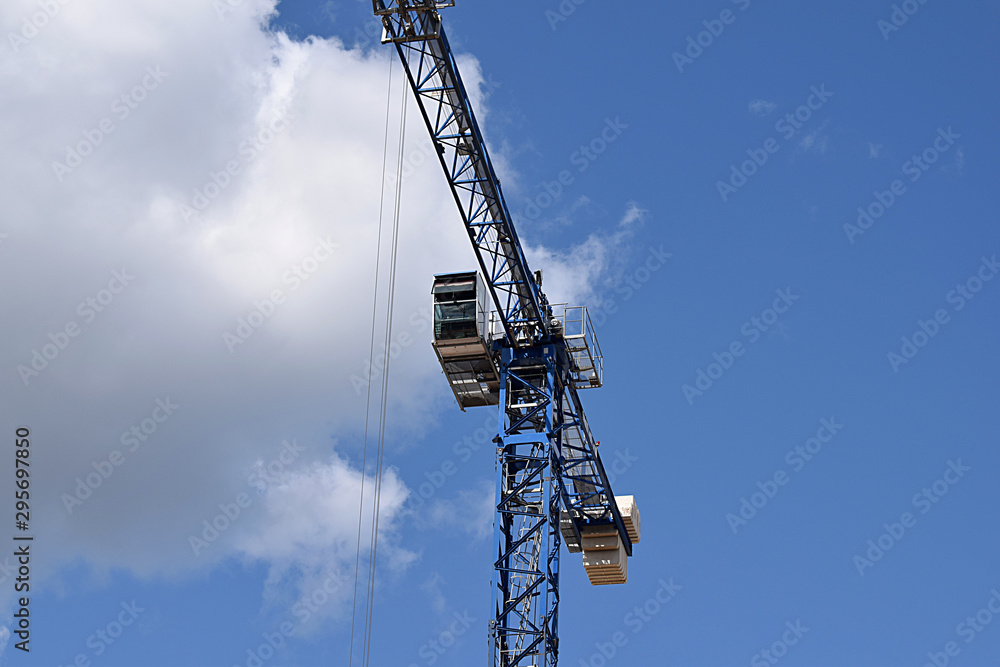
[371, 3, 641, 665]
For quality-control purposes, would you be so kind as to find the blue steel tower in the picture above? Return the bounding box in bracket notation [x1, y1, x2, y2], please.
[372, 3, 641, 665]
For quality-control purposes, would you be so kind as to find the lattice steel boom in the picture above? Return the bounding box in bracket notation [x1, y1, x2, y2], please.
[374, 0, 548, 347]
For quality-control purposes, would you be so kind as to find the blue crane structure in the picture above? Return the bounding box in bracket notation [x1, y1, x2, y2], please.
[372, 3, 640, 665]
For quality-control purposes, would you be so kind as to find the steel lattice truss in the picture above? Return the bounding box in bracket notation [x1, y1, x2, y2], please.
[491, 352, 560, 666]
[556, 375, 632, 543]
[489, 345, 632, 667]
[374, 0, 548, 347]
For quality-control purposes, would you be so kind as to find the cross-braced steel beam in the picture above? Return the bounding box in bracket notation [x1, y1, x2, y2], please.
[491, 348, 560, 666]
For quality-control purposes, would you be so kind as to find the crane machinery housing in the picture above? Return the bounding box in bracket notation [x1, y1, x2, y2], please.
[372, 3, 641, 665]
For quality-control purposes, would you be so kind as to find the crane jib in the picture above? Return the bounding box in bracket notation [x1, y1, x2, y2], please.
[373, 0, 548, 346]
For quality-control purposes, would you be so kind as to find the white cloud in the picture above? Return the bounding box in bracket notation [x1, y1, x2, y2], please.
[619, 200, 647, 228]
[797, 120, 831, 155]
[319, 1, 338, 26]
[420, 572, 448, 614]
[234, 455, 415, 632]
[545, 195, 592, 229]
[419, 480, 495, 541]
[0, 0, 485, 618]
[0, 0, 620, 630]
[947, 146, 965, 176]
[748, 99, 776, 116]
[869, 142, 883, 158]
[525, 201, 647, 306]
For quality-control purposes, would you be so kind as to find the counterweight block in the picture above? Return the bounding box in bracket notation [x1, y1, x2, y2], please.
[577, 495, 641, 586]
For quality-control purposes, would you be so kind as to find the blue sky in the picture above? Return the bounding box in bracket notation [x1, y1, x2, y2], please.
[1, 1, 999, 666]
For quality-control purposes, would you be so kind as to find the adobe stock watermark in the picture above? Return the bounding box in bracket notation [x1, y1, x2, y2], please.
[843, 127, 960, 244]
[56, 600, 145, 667]
[233, 569, 348, 667]
[750, 620, 809, 667]
[350, 306, 433, 395]
[921, 587, 1000, 667]
[179, 107, 293, 222]
[51, 66, 168, 182]
[404, 412, 499, 513]
[223, 236, 338, 352]
[7, 0, 74, 54]
[672, 0, 753, 74]
[589, 245, 672, 328]
[16, 268, 136, 386]
[189, 438, 306, 556]
[577, 578, 682, 666]
[346, 11, 385, 50]
[519, 117, 628, 223]
[852, 459, 971, 576]
[682, 288, 800, 405]
[878, 0, 933, 41]
[61, 398, 181, 514]
[387, 140, 437, 189]
[601, 447, 639, 488]
[545, 0, 588, 31]
[407, 610, 477, 667]
[726, 417, 845, 534]
[886, 254, 997, 372]
[717, 84, 834, 202]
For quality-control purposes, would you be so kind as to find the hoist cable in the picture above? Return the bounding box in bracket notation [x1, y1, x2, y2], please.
[362, 64, 409, 667]
[348, 54, 395, 667]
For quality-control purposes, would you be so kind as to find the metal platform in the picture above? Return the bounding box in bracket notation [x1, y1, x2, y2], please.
[549, 305, 603, 389]
[432, 337, 500, 409]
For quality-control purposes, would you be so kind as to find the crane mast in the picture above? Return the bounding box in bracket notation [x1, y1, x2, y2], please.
[372, 3, 640, 665]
